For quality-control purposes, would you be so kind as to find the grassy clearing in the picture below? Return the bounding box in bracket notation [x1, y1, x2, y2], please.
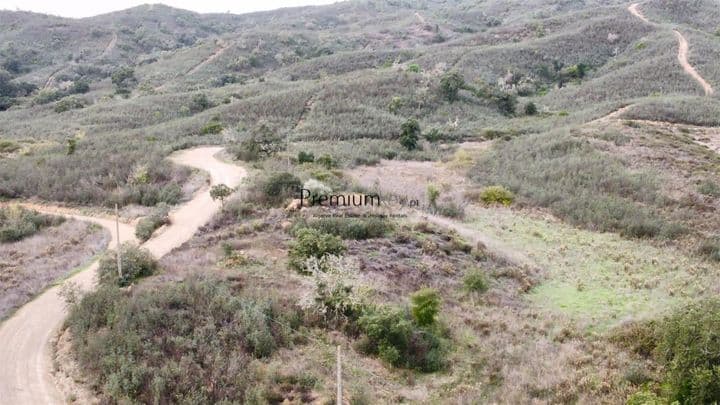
[464, 206, 715, 328]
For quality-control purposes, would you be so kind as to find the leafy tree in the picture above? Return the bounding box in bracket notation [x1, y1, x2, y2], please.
[410, 288, 441, 326]
[493, 92, 517, 116]
[400, 119, 420, 150]
[111, 66, 136, 95]
[210, 184, 233, 206]
[439, 71, 465, 102]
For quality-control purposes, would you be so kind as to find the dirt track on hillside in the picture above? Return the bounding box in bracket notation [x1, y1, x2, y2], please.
[673, 29, 714, 96]
[0, 147, 246, 405]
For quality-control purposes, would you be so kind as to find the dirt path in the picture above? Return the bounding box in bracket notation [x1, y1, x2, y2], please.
[187, 38, 229, 75]
[673, 29, 714, 96]
[627, 3, 650, 23]
[0, 147, 246, 405]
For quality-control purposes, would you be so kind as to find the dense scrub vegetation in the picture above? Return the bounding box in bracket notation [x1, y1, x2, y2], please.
[291, 216, 392, 240]
[0, 205, 65, 243]
[66, 277, 301, 404]
[471, 130, 681, 238]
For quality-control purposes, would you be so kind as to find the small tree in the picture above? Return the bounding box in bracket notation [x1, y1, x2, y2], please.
[400, 119, 420, 151]
[210, 184, 233, 206]
[189, 93, 211, 113]
[439, 71, 465, 102]
[410, 288, 441, 326]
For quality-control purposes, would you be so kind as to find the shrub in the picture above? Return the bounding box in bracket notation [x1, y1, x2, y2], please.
[297, 151, 315, 163]
[210, 184, 233, 206]
[440, 71, 465, 102]
[200, 120, 223, 135]
[134, 205, 170, 242]
[423, 128, 443, 143]
[260, 172, 302, 205]
[435, 201, 465, 218]
[479, 185, 514, 206]
[463, 269, 489, 293]
[427, 184, 440, 209]
[357, 305, 446, 372]
[0, 139, 19, 153]
[493, 92, 517, 116]
[189, 93, 211, 113]
[699, 238, 720, 262]
[410, 288, 441, 326]
[657, 299, 720, 404]
[232, 124, 284, 161]
[407, 63, 421, 73]
[294, 217, 392, 240]
[0, 205, 65, 243]
[288, 228, 346, 271]
[97, 242, 157, 287]
[698, 179, 720, 197]
[400, 119, 420, 151]
[524, 101, 538, 115]
[54, 96, 87, 113]
[69, 80, 90, 94]
[66, 278, 296, 403]
[316, 154, 336, 169]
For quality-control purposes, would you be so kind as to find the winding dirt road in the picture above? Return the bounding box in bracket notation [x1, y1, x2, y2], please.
[627, 3, 714, 96]
[0, 147, 245, 405]
[673, 29, 714, 96]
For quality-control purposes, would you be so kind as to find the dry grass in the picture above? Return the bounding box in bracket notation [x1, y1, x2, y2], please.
[0, 220, 108, 320]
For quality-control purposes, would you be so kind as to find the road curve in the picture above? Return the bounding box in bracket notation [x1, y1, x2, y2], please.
[627, 3, 650, 24]
[673, 29, 714, 96]
[0, 147, 246, 405]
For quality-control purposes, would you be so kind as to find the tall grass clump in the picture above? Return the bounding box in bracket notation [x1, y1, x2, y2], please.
[470, 130, 675, 238]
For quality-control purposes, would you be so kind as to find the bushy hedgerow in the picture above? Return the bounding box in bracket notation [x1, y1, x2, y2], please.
[66, 277, 299, 404]
[657, 299, 720, 404]
[289, 228, 346, 271]
[134, 204, 170, 242]
[0, 205, 65, 243]
[97, 243, 157, 287]
[292, 217, 392, 240]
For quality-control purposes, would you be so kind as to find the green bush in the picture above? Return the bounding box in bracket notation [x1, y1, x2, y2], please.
[294, 217, 392, 240]
[463, 269, 489, 293]
[134, 205, 170, 242]
[657, 299, 720, 404]
[400, 119, 420, 151]
[54, 96, 87, 113]
[0, 139, 20, 153]
[357, 305, 447, 372]
[200, 120, 223, 135]
[410, 288, 441, 326]
[524, 101, 538, 115]
[261, 172, 302, 205]
[423, 128, 443, 143]
[297, 151, 315, 163]
[316, 154, 336, 169]
[98, 243, 157, 287]
[698, 179, 720, 197]
[439, 71, 465, 102]
[0, 205, 65, 243]
[479, 185, 514, 206]
[699, 238, 720, 261]
[66, 278, 297, 403]
[188, 93, 211, 113]
[407, 63, 421, 73]
[288, 228, 346, 271]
